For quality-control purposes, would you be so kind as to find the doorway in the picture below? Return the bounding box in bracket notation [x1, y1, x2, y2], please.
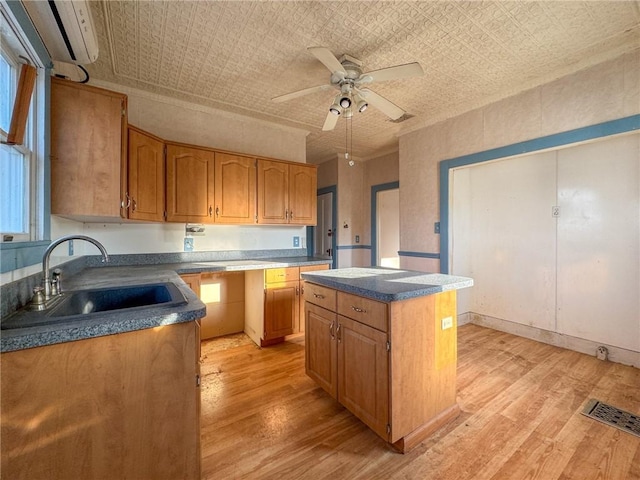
[371, 182, 399, 267]
[310, 186, 337, 269]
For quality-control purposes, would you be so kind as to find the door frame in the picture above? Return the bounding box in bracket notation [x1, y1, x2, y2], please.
[307, 185, 337, 269]
[370, 181, 399, 266]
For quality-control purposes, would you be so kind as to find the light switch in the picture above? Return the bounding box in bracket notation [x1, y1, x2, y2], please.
[441, 316, 453, 330]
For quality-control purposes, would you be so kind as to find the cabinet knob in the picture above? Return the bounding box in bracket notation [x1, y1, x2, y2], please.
[215, 206, 219, 217]
[209, 206, 213, 217]
[313, 293, 325, 299]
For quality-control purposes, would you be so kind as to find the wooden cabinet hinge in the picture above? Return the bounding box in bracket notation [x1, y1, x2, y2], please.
[386, 424, 391, 435]
[196, 374, 201, 387]
[386, 340, 391, 352]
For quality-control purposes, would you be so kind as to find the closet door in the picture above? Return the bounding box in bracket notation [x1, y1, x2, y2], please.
[556, 134, 639, 350]
[451, 151, 557, 332]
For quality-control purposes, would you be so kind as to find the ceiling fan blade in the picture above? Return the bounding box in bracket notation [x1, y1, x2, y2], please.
[360, 62, 424, 84]
[359, 89, 405, 120]
[308, 47, 346, 75]
[272, 84, 332, 103]
[322, 111, 339, 131]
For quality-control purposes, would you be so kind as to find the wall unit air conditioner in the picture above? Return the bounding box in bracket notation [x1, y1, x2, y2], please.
[22, 0, 98, 65]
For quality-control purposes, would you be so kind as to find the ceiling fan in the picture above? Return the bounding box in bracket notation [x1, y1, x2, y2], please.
[272, 47, 424, 131]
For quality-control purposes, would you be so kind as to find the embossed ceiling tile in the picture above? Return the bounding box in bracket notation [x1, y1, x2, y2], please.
[104, 1, 138, 77]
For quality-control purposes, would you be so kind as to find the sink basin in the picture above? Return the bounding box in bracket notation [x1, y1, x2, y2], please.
[1, 283, 187, 330]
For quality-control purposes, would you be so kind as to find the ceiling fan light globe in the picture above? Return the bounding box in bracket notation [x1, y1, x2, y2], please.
[329, 105, 341, 115]
[357, 100, 368, 113]
[339, 96, 352, 108]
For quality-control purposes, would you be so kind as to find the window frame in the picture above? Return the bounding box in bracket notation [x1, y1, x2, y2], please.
[0, 0, 51, 274]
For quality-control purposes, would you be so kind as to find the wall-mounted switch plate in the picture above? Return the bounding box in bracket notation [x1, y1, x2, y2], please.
[184, 237, 194, 252]
[293, 236, 300, 247]
[355, 235, 360, 243]
[434, 222, 441, 234]
[68, 240, 74, 256]
[441, 316, 453, 330]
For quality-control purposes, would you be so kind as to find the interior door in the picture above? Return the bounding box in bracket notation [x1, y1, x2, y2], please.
[315, 192, 334, 260]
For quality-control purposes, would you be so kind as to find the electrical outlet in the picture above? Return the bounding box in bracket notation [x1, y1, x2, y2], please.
[293, 236, 300, 247]
[355, 235, 360, 243]
[441, 316, 453, 330]
[434, 222, 441, 234]
[184, 237, 194, 252]
[68, 240, 74, 256]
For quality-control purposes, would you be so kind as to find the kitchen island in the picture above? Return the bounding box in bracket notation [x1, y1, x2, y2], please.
[301, 267, 473, 453]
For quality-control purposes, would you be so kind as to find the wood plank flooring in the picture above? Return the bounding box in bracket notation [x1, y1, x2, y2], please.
[200, 324, 640, 480]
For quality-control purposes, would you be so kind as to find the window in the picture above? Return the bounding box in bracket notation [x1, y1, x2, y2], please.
[0, 2, 45, 244]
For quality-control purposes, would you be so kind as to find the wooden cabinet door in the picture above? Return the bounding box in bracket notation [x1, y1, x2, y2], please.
[289, 163, 317, 225]
[305, 302, 338, 399]
[337, 315, 389, 440]
[214, 152, 256, 224]
[299, 265, 330, 333]
[50, 78, 127, 218]
[257, 159, 288, 224]
[127, 126, 165, 221]
[264, 281, 298, 339]
[0, 322, 201, 480]
[166, 144, 215, 223]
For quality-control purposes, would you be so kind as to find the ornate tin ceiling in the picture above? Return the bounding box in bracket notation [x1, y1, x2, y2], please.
[86, 1, 640, 163]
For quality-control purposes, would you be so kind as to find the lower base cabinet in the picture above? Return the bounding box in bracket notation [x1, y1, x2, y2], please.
[245, 264, 329, 347]
[0, 321, 201, 480]
[305, 284, 459, 453]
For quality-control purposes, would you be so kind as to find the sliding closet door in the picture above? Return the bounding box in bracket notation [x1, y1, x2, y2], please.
[556, 134, 640, 350]
[451, 151, 557, 330]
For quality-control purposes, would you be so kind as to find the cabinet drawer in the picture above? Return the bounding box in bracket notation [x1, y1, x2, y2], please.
[265, 267, 300, 284]
[304, 282, 336, 311]
[337, 292, 388, 332]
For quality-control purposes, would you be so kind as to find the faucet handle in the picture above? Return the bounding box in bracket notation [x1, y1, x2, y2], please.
[32, 286, 46, 307]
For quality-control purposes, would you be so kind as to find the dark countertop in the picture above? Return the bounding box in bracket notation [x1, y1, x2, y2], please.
[301, 267, 473, 302]
[1, 256, 330, 353]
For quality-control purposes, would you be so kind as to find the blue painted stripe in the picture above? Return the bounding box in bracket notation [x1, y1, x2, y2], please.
[0, 240, 49, 273]
[398, 251, 440, 259]
[371, 181, 399, 265]
[6, 0, 53, 67]
[439, 115, 640, 274]
[337, 245, 372, 250]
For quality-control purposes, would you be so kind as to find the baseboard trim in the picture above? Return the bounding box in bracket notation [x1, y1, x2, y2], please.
[468, 312, 640, 368]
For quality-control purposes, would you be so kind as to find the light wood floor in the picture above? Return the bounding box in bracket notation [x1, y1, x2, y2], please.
[200, 324, 640, 480]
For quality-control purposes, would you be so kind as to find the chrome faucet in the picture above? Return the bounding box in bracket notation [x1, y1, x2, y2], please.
[42, 235, 109, 299]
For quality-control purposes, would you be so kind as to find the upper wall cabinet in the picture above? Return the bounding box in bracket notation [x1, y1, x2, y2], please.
[257, 159, 317, 225]
[166, 143, 216, 223]
[127, 126, 165, 222]
[214, 152, 256, 224]
[50, 78, 127, 220]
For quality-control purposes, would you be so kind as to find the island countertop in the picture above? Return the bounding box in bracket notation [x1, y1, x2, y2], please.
[300, 267, 473, 302]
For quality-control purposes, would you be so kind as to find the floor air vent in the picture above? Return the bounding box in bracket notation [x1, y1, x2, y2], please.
[581, 399, 640, 437]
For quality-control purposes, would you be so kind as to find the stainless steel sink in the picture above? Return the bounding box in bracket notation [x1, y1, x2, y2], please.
[1, 283, 187, 330]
